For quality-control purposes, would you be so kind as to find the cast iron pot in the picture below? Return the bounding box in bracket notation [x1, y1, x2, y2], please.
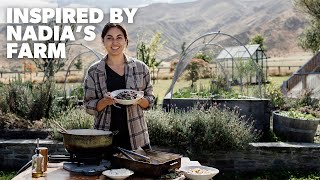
[61, 129, 115, 154]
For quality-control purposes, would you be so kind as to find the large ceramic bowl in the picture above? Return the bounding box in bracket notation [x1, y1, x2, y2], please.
[102, 168, 134, 180]
[179, 165, 219, 180]
[110, 89, 143, 105]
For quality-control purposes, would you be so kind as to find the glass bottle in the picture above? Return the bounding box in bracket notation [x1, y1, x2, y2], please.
[31, 139, 44, 178]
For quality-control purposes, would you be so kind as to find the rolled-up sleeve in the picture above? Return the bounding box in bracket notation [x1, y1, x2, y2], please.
[83, 72, 100, 116]
[142, 65, 155, 110]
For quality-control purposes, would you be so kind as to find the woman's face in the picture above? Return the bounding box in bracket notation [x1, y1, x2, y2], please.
[103, 27, 127, 56]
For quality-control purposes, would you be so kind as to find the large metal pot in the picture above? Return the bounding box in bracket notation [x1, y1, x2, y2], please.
[61, 129, 114, 154]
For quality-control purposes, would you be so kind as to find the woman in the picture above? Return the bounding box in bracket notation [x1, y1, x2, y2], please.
[83, 23, 155, 150]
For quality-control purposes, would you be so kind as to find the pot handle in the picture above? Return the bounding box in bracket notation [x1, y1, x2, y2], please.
[170, 161, 178, 166]
[168, 160, 180, 171]
[51, 120, 68, 134]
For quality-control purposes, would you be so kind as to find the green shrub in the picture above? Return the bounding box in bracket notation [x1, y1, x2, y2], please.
[0, 88, 9, 114]
[298, 106, 320, 118]
[172, 82, 240, 99]
[295, 89, 319, 108]
[4, 78, 33, 118]
[0, 171, 15, 180]
[70, 84, 84, 100]
[264, 83, 286, 109]
[146, 106, 260, 156]
[146, 109, 190, 150]
[28, 81, 55, 120]
[279, 110, 317, 120]
[0, 78, 62, 121]
[48, 107, 94, 140]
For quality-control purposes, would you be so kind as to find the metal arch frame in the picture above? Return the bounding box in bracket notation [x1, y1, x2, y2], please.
[200, 43, 240, 89]
[66, 43, 104, 60]
[172, 42, 247, 93]
[42, 43, 104, 81]
[63, 43, 104, 77]
[166, 31, 262, 98]
[63, 51, 97, 93]
[176, 43, 234, 86]
[62, 43, 104, 95]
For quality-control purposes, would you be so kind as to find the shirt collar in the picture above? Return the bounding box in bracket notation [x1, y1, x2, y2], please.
[96, 54, 136, 73]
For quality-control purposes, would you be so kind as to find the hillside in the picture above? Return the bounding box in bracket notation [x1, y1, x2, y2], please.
[0, 0, 310, 70]
[122, 0, 308, 57]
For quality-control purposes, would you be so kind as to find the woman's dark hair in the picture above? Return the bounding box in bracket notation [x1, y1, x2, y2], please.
[101, 23, 128, 46]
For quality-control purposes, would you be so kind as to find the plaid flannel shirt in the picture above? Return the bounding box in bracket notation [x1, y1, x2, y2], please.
[83, 55, 155, 149]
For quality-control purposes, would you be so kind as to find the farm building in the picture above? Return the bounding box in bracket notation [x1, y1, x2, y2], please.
[281, 52, 320, 99]
[215, 44, 268, 84]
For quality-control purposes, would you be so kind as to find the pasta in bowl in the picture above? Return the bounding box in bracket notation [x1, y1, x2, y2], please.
[179, 165, 219, 180]
[110, 89, 144, 105]
[102, 168, 134, 180]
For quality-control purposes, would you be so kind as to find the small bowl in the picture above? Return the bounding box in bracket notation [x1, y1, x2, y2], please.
[179, 165, 219, 180]
[102, 168, 134, 180]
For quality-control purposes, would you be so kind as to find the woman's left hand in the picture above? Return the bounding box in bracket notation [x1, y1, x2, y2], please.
[135, 97, 149, 108]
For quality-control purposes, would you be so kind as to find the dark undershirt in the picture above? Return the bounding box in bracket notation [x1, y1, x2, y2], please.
[105, 64, 131, 150]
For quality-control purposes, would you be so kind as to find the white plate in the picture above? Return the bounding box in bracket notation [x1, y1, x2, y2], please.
[110, 89, 144, 105]
[102, 168, 134, 180]
[179, 165, 219, 180]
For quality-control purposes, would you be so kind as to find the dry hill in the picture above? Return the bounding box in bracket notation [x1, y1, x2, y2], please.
[0, 0, 311, 71]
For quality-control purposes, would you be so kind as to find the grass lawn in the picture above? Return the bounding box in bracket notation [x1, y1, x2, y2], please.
[152, 78, 212, 103]
[267, 75, 290, 87]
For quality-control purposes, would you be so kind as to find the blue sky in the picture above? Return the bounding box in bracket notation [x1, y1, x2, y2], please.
[0, 0, 197, 23]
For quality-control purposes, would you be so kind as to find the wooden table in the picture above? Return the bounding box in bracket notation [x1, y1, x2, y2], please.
[12, 157, 201, 180]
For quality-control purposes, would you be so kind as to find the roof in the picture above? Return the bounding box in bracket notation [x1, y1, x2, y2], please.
[216, 44, 260, 60]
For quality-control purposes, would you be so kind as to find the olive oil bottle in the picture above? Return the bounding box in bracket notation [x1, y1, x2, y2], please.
[31, 139, 44, 178]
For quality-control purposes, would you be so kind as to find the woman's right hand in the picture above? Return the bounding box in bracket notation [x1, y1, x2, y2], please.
[96, 92, 115, 112]
[104, 92, 116, 104]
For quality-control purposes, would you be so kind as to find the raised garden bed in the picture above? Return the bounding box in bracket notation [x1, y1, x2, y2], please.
[273, 111, 320, 142]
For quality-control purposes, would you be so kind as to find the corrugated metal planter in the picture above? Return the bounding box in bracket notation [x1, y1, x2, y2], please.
[272, 111, 320, 142]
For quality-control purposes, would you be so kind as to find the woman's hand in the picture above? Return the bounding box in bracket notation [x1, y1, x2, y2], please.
[135, 97, 150, 108]
[96, 92, 116, 112]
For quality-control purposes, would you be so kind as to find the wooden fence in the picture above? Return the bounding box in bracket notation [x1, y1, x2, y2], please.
[0, 65, 302, 82]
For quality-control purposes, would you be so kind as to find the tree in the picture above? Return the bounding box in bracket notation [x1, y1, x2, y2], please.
[181, 41, 186, 55]
[249, 34, 266, 84]
[185, 59, 208, 88]
[294, 0, 320, 53]
[136, 32, 166, 84]
[298, 19, 320, 53]
[294, 0, 320, 20]
[74, 54, 83, 70]
[30, 19, 76, 82]
[28, 20, 76, 118]
[186, 62, 200, 88]
[235, 59, 256, 95]
[193, 51, 212, 63]
[250, 34, 267, 51]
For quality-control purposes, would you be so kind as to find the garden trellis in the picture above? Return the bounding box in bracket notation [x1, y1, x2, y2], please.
[165, 31, 266, 98]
